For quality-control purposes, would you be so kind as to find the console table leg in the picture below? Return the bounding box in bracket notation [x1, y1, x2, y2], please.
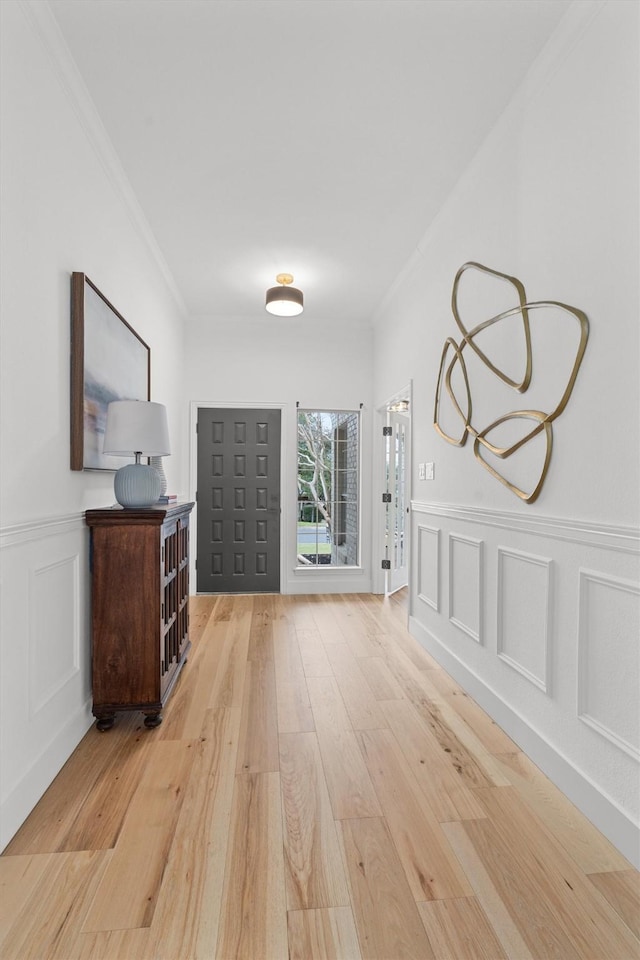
[95, 715, 115, 731]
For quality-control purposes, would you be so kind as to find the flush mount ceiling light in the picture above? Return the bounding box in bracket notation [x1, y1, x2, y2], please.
[265, 273, 304, 317]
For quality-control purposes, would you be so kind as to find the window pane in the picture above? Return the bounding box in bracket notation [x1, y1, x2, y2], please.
[297, 410, 359, 566]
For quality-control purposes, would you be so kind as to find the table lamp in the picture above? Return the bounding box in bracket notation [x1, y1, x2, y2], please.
[103, 400, 171, 508]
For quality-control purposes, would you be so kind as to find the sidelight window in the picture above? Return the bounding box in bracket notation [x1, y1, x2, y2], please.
[297, 409, 359, 566]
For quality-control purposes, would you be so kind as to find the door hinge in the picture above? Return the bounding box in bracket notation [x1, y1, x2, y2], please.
[382, 492, 392, 503]
[383, 426, 392, 436]
[381, 559, 391, 570]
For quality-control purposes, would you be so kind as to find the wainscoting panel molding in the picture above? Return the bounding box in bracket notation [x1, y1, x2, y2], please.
[411, 500, 639, 554]
[578, 569, 640, 762]
[29, 555, 81, 717]
[448, 532, 483, 643]
[0, 513, 93, 850]
[409, 500, 640, 867]
[409, 615, 640, 869]
[497, 547, 552, 693]
[417, 524, 440, 611]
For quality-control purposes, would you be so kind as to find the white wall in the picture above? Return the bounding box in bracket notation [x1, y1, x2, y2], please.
[2, 0, 637, 867]
[0, 1, 187, 849]
[373, 0, 639, 866]
[183, 315, 373, 594]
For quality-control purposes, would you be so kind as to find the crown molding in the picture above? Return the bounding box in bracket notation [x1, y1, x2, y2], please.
[18, 0, 187, 317]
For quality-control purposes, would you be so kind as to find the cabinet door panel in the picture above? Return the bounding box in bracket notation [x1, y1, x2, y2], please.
[91, 525, 160, 705]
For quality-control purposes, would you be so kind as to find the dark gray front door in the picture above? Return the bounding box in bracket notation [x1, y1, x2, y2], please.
[196, 408, 281, 593]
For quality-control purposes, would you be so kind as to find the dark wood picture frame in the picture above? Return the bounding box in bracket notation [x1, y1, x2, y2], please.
[70, 273, 150, 471]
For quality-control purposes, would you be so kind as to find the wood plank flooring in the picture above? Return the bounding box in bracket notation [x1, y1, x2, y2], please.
[1, 591, 639, 960]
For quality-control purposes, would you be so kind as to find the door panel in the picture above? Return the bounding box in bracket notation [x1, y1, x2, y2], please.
[197, 408, 281, 593]
[385, 412, 410, 594]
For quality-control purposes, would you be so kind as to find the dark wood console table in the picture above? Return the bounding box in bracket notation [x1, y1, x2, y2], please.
[85, 501, 194, 730]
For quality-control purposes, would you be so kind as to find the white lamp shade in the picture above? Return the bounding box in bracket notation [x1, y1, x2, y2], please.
[103, 400, 171, 457]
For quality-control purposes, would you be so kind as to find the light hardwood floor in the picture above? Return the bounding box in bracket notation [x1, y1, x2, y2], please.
[1, 592, 639, 960]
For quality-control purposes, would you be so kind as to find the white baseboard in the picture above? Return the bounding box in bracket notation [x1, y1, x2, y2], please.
[410, 616, 640, 870]
[285, 573, 372, 595]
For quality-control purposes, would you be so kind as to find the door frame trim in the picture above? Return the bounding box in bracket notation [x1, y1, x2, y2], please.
[373, 382, 413, 596]
[189, 400, 288, 594]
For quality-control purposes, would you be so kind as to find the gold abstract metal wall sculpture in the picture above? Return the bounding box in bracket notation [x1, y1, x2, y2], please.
[474, 411, 553, 503]
[452, 262, 533, 393]
[433, 338, 471, 446]
[433, 262, 589, 504]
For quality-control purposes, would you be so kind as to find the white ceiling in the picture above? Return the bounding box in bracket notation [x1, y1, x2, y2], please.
[48, 0, 571, 323]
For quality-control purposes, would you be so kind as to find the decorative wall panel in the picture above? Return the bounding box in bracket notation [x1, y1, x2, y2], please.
[411, 500, 640, 865]
[29, 555, 80, 716]
[448, 533, 483, 642]
[417, 524, 440, 611]
[0, 514, 92, 850]
[497, 547, 552, 692]
[578, 570, 640, 760]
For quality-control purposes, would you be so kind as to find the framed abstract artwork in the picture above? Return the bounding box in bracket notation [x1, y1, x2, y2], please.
[70, 273, 150, 471]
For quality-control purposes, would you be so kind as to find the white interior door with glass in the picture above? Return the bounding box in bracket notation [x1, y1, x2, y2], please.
[384, 407, 411, 594]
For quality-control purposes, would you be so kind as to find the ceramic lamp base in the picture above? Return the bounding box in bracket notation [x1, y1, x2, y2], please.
[114, 463, 161, 508]
[149, 456, 168, 497]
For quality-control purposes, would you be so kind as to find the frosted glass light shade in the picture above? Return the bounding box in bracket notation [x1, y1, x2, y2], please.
[103, 401, 171, 456]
